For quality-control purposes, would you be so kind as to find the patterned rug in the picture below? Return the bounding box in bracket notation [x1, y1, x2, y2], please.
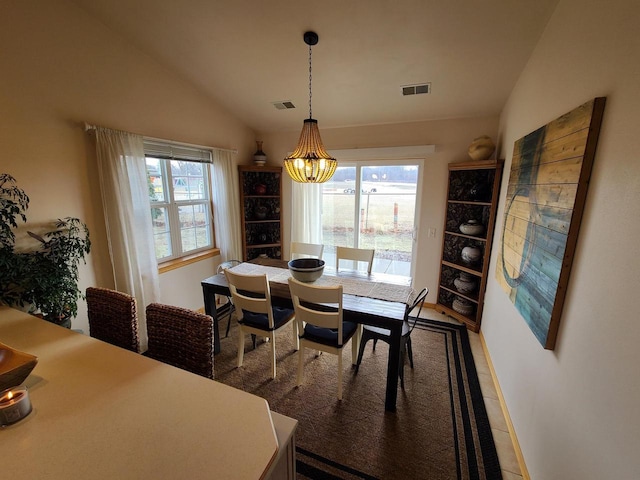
[213, 317, 501, 480]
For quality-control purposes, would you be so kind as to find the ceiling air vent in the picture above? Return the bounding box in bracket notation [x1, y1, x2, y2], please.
[401, 83, 431, 96]
[272, 101, 296, 110]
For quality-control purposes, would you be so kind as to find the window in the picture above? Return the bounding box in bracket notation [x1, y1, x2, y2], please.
[144, 140, 214, 262]
[321, 162, 421, 277]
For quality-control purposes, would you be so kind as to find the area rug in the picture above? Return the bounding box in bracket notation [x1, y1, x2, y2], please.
[213, 317, 501, 480]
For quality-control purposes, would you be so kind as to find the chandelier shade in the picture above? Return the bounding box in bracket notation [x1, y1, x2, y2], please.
[284, 31, 337, 184]
[284, 119, 337, 183]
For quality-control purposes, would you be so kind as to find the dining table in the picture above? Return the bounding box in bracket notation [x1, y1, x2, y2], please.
[201, 257, 415, 412]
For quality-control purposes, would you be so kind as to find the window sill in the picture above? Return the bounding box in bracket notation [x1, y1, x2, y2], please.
[158, 248, 220, 274]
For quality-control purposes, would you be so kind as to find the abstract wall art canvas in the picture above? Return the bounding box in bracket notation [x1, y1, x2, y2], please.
[495, 97, 606, 349]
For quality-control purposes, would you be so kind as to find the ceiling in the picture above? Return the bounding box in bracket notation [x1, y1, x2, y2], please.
[72, 0, 559, 134]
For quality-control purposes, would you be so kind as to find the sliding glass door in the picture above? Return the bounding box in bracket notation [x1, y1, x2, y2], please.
[321, 162, 421, 277]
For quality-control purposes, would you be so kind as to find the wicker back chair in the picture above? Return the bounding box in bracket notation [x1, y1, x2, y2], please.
[145, 303, 215, 380]
[86, 287, 140, 353]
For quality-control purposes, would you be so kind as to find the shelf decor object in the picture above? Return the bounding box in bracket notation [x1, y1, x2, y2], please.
[283, 31, 337, 184]
[239, 165, 283, 261]
[436, 159, 504, 332]
[495, 97, 606, 349]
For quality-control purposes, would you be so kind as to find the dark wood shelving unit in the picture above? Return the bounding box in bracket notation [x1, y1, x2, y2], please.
[435, 159, 504, 332]
[238, 165, 283, 261]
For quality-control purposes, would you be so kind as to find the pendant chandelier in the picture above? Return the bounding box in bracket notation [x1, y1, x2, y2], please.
[284, 31, 337, 183]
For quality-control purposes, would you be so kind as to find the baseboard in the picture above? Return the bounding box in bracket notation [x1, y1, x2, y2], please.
[479, 331, 530, 480]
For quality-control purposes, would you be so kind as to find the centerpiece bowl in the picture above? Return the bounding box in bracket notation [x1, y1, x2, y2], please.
[288, 258, 325, 283]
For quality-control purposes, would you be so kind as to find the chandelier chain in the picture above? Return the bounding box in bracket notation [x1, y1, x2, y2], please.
[308, 44, 313, 119]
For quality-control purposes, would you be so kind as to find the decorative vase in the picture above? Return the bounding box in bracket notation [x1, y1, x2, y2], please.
[452, 296, 474, 316]
[459, 220, 484, 236]
[454, 272, 477, 294]
[461, 245, 481, 264]
[468, 135, 495, 161]
[253, 141, 267, 166]
[254, 183, 267, 195]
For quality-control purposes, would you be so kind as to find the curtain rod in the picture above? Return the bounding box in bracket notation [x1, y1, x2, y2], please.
[84, 122, 238, 154]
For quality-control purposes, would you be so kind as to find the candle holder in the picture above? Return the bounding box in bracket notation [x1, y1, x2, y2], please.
[0, 386, 33, 426]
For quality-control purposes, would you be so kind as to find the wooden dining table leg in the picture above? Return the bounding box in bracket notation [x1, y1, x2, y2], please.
[202, 286, 221, 355]
[385, 323, 403, 412]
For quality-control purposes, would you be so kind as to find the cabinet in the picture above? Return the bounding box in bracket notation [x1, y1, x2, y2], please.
[239, 166, 283, 261]
[435, 160, 503, 332]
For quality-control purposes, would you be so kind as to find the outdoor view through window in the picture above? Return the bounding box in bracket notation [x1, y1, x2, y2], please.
[321, 164, 419, 277]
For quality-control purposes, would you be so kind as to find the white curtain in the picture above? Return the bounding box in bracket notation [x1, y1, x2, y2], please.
[211, 149, 242, 261]
[291, 182, 322, 244]
[94, 127, 160, 349]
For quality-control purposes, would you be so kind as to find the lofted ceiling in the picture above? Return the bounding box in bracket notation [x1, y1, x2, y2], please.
[72, 0, 559, 133]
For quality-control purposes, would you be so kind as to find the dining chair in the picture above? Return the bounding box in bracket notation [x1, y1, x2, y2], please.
[145, 303, 215, 379]
[335, 246, 375, 274]
[86, 287, 140, 353]
[355, 288, 428, 389]
[290, 241, 324, 260]
[225, 269, 297, 379]
[288, 277, 358, 400]
[216, 259, 242, 337]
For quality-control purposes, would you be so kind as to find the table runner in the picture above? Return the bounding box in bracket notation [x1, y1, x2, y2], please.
[229, 263, 415, 305]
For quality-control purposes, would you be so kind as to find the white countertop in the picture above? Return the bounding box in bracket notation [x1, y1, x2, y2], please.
[0, 306, 280, 479]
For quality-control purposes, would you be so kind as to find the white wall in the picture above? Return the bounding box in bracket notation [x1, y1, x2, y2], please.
[0, 0, 255, 333]
[483, 0, 640, 478]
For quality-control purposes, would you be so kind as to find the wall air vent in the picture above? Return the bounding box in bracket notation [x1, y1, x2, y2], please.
[401, 83, 431, 96]
[272, 101, 296, 110]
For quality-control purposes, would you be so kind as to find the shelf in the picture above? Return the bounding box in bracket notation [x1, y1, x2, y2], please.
[436, 159, 503, 332]
[239, 166, 283, 261]
[445, 230, 487, 242]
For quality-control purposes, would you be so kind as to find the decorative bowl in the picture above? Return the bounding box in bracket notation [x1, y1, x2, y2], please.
[452, 296, 475, 316]
[288, 258, 325, 283]
[0, 343, 38, 391]
[459, 220, 484, 236]
[461, 246, 482, 264]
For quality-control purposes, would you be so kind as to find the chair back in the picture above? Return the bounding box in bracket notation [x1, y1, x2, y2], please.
[145, 303, 214, 379]
[225, 269, 275, 328]
[291, 242, 324, 260]
[405, 288, 429, 334]
[288, 277, 345, 344]
[335, 246, 375, 274]
[86, 287, 140, 353]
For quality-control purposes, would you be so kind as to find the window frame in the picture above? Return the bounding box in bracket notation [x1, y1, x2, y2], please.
[145, 141, 215, 264]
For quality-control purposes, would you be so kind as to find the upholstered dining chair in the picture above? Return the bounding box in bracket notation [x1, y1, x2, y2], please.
[216, 260, 242, 337]
[335, 246, 375, 274]
[145, 303, 215, 379]
[290, 242, 324, 260]
[288, 277, 358, 400]
[225, 269, 297, 379]
[355, 288, 428, 389]
[86, 287, 140, 353]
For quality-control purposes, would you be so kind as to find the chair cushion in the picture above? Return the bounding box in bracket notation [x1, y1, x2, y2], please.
[240, 307, 294, 331]
[303, 321, 358, 347]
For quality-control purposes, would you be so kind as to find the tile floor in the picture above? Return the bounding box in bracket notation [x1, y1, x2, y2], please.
[420, 308, 524, 480]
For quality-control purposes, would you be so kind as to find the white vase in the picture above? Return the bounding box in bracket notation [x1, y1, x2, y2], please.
[452, 296, 474, 316]
[461, 246, 481, 264]
[459, 220, 484, 236]
[454, 272, 477, 294]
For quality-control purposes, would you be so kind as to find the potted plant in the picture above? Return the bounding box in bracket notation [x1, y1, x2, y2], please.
[0, 174, 30, 307]
[0, 174, 91, 327]
[24, 218, 91, 326]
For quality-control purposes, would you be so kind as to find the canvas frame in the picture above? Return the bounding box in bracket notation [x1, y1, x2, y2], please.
[496, 97, 606, 349]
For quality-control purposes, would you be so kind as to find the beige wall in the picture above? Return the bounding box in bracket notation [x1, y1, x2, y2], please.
[483, 0, 640, 478]
[0, 0, 256, 333]
[261, 116, 499, 299]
